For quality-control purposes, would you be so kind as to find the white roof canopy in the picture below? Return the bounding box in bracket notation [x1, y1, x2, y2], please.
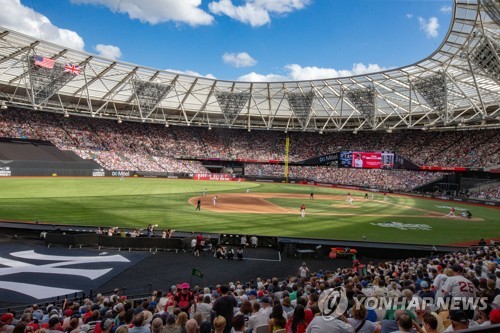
[0, 0, 498, 132]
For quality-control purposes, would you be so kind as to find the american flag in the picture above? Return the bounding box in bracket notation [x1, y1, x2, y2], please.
[33, 56, 55, 69]
[64, 63, 81, 75]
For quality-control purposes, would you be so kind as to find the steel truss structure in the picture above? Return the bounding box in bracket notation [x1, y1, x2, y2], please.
[0, 0, 498, 133]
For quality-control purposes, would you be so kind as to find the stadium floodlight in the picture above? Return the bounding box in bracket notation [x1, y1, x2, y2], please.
[117, 117, 122, 124]
[63, 112, 69, 118]
[0, 101, 7, 109]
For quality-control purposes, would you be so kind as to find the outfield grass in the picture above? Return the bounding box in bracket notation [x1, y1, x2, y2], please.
[0, 177, 498, 245]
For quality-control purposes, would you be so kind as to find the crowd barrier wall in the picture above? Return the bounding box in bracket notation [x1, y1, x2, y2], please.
[45, 233, 183, 251]
[0, 160, 101, 176]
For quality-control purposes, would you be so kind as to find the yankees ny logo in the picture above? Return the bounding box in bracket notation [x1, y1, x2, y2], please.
[0, 250, 130, 299]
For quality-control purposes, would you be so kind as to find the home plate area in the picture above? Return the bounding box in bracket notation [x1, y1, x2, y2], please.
[0, 244, 149, 305]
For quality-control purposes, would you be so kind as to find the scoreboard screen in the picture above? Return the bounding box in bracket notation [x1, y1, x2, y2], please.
[338, 151, 395, 169]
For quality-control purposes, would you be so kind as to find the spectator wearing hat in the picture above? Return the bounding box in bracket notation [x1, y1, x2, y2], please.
[1, 313, 15, 333]
[418, 281, 435, 300]
[174, 283, 196, 317]
[441, 265, 475, 299]
[490, 308, 500, 325]
[444, 310, 474, 332]
[247, 297, 272, 333]
[46, 316, 62, 333]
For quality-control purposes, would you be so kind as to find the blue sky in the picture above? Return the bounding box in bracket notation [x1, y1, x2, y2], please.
[0, 0, 454, 81]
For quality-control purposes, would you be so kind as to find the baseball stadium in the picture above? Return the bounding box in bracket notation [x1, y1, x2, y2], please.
[0, 0, 499, 331]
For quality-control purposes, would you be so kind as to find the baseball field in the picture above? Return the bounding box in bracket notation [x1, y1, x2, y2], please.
[0, 177, 498, 245]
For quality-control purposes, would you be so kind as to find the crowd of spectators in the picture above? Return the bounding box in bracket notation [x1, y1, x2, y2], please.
[469, 188, 500, 201]
[1, 244, 499, 333]
[0, 109, 498, 172]
[244, 165, 444, 192]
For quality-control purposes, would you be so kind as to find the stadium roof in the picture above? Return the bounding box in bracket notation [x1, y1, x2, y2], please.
[0, 0, 498, 133]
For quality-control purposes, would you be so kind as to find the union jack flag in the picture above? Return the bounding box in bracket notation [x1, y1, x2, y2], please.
[34, 56, 55, 69]
[64, 63, 81, 75]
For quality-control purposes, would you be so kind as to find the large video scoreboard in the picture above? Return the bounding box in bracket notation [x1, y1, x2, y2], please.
[338, 151, 395, 169]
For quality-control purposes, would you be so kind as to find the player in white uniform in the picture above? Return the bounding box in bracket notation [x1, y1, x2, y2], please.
[212, 196, 218, 205]
[441, 264, 475, 299]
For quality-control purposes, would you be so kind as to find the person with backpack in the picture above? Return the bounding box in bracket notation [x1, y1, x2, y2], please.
[174, 283, 196, 317]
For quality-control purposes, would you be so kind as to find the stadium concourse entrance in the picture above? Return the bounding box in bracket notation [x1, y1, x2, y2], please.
[0, 221, 465, 310]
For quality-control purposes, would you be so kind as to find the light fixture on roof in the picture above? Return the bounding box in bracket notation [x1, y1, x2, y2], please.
[165, 123, 169, 128]
[63, 112, 69, 118]
[117, 117, 122, 124]
[319, 130, 323, 134]
[353, 130, 358, 134]
[208, 126, 212, 130]
[248, 128, 251, 132]
[0, 101, 7, 110]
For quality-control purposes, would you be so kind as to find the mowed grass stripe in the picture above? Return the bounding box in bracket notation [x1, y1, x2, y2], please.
[0, 177, 498, 245]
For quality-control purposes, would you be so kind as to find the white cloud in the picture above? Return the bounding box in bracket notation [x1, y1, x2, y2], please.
[71, 0, 213, 26]
[440, 6, 452, 14]
[418, 16, 439, 38]
[406, 13, 413, 19]
[237, 62, 388, 82]
[222, 52, 257, 68]
[95, 44, 122, 59]
[165, 69, 216, 79]
[0, 0, 85, 50]
[209, 0, 311, 27]
[237, 72, 287, 82]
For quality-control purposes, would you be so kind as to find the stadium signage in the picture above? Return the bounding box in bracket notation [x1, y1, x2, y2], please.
[92, 168, 105, 177]
[318, 154, 338, 164]
[0, 166, 11, 176]
[111, 171, 130, 177]
[194, 173, 233, 181]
